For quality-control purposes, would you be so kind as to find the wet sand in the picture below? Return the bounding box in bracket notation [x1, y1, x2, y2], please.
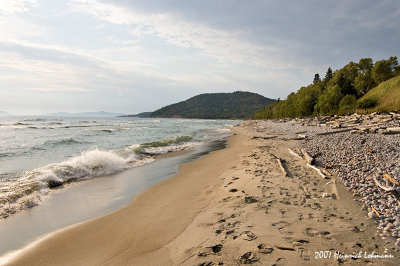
[5, 124, 399, 265]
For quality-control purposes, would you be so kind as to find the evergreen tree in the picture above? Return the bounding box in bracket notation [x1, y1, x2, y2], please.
[325, 67, 333, 81]
[313, 73, 321, 84]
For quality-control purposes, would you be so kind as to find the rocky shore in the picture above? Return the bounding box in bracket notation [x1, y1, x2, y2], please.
[257, 111, 400, 249]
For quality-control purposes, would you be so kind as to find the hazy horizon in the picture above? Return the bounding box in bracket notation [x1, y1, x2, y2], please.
[1, 0, 399, 115]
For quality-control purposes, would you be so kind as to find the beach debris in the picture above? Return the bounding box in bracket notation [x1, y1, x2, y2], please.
[371, 207, 381, 217]
[322, 193, 331, 198]
[257, 112, 400, 247]
[307, 164, 328, 179]
[288, 148, 302, 159]
[373, 176, 395, 192]
[242, 231, 257, 241]
[300, 149, 315, 165]
[383, 127, 400, 135]
[320, 168, 332, 176]
[229, 188, 238, 193]
[257, 244, 274, 254]
[239, 251, 259, 264]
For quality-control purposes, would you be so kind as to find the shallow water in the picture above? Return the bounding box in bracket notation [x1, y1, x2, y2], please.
[0, 139, 227, 256]
[0, 116, 238, 219]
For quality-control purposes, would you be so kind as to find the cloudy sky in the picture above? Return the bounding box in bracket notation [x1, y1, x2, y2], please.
[1, 0, 399, 115]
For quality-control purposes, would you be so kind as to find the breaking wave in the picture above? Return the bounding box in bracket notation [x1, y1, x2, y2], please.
[0, 137, 201, 219]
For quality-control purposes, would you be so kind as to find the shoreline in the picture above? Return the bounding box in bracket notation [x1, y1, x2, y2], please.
[5, 127, 249, 265]
[0, 138, 229, 259]
[5, 123, 400, 265]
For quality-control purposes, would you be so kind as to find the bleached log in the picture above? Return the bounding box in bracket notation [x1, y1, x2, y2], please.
[383, 127, 400, 135]
[288, 148, 302, 159]
[373, 176, 395, 192]
[321, 168, 332, 176]
[300, 149, 315, 165]
[307, 164, 328, 179]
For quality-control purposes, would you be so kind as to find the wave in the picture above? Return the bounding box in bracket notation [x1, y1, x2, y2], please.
[0, 136, 202, 219]
[140, 136, 193, 148]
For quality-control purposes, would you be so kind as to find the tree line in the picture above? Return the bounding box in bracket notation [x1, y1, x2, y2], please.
[254, 56, 400, 119]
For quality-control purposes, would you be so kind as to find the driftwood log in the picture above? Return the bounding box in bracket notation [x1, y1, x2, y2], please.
[300, 149, 315, 165]
[288, 148, 302, 159]
[307, 164, 328, 179]
[373, 176, 395, 192]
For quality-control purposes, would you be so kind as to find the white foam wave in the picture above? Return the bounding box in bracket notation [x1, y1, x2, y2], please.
[214, 128, 232, 133]
[141, 142, 202, 155]
[0, 149, 145, 219]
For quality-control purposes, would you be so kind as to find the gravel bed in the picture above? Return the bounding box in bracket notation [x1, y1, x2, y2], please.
[257, 118, 400, 248]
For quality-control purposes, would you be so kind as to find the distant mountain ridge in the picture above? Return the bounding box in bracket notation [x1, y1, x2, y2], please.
[42, 111, 124, 117]
[0, 111, 9, 115]
[118, 112, 152, 118]
[151, 91, 275, 119]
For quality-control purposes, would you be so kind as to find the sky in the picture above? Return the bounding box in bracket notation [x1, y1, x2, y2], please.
[0, 0, 399, 115]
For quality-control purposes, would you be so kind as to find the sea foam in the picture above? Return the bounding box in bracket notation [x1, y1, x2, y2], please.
[0, 140, 200, 219]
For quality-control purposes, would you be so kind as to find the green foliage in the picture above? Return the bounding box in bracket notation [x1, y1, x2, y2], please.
[325, 67, 333, 82]
[338, 95, 357, 115]
[313, 73, 321, 84]
[357, 98, 377, 109]
[151, 91, 274, 119]
[357, 75, 400, 113]
[254, 55, 400, 119]
[314, 85, 343, 115]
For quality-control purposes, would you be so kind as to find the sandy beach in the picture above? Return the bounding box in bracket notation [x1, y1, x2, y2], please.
[5, 123, 400, 265]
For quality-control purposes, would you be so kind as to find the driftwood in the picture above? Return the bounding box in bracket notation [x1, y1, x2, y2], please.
[307, 164, 328, 179]
[300, 149, 315, 165]
[320, 168, 332, 176]
[288, 148, 302, 159]
[372, 207, 381, 217]
[373, 176, 395, 192]
[383, 173, 400, 186]
[276, 159, 288, 177]
[316, 128, 353, 136]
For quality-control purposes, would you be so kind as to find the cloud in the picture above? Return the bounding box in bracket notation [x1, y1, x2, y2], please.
[70, 0, 287, 70]
[0, 0, 37, 14]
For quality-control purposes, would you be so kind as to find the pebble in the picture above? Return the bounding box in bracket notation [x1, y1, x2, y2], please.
[257, 113, 400, 247]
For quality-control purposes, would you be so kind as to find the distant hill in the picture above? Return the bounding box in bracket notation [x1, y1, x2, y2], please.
[151, 91, 275, 119]
[357, 75, 400, 113]
[0, 111, 9, 115]
[43, 111, 124, 117]
[118, 112, 152, 118]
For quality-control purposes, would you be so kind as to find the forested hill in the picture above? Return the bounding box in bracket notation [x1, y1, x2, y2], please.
[151, 91, 274, 119]
[255, 56, 400, 119]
